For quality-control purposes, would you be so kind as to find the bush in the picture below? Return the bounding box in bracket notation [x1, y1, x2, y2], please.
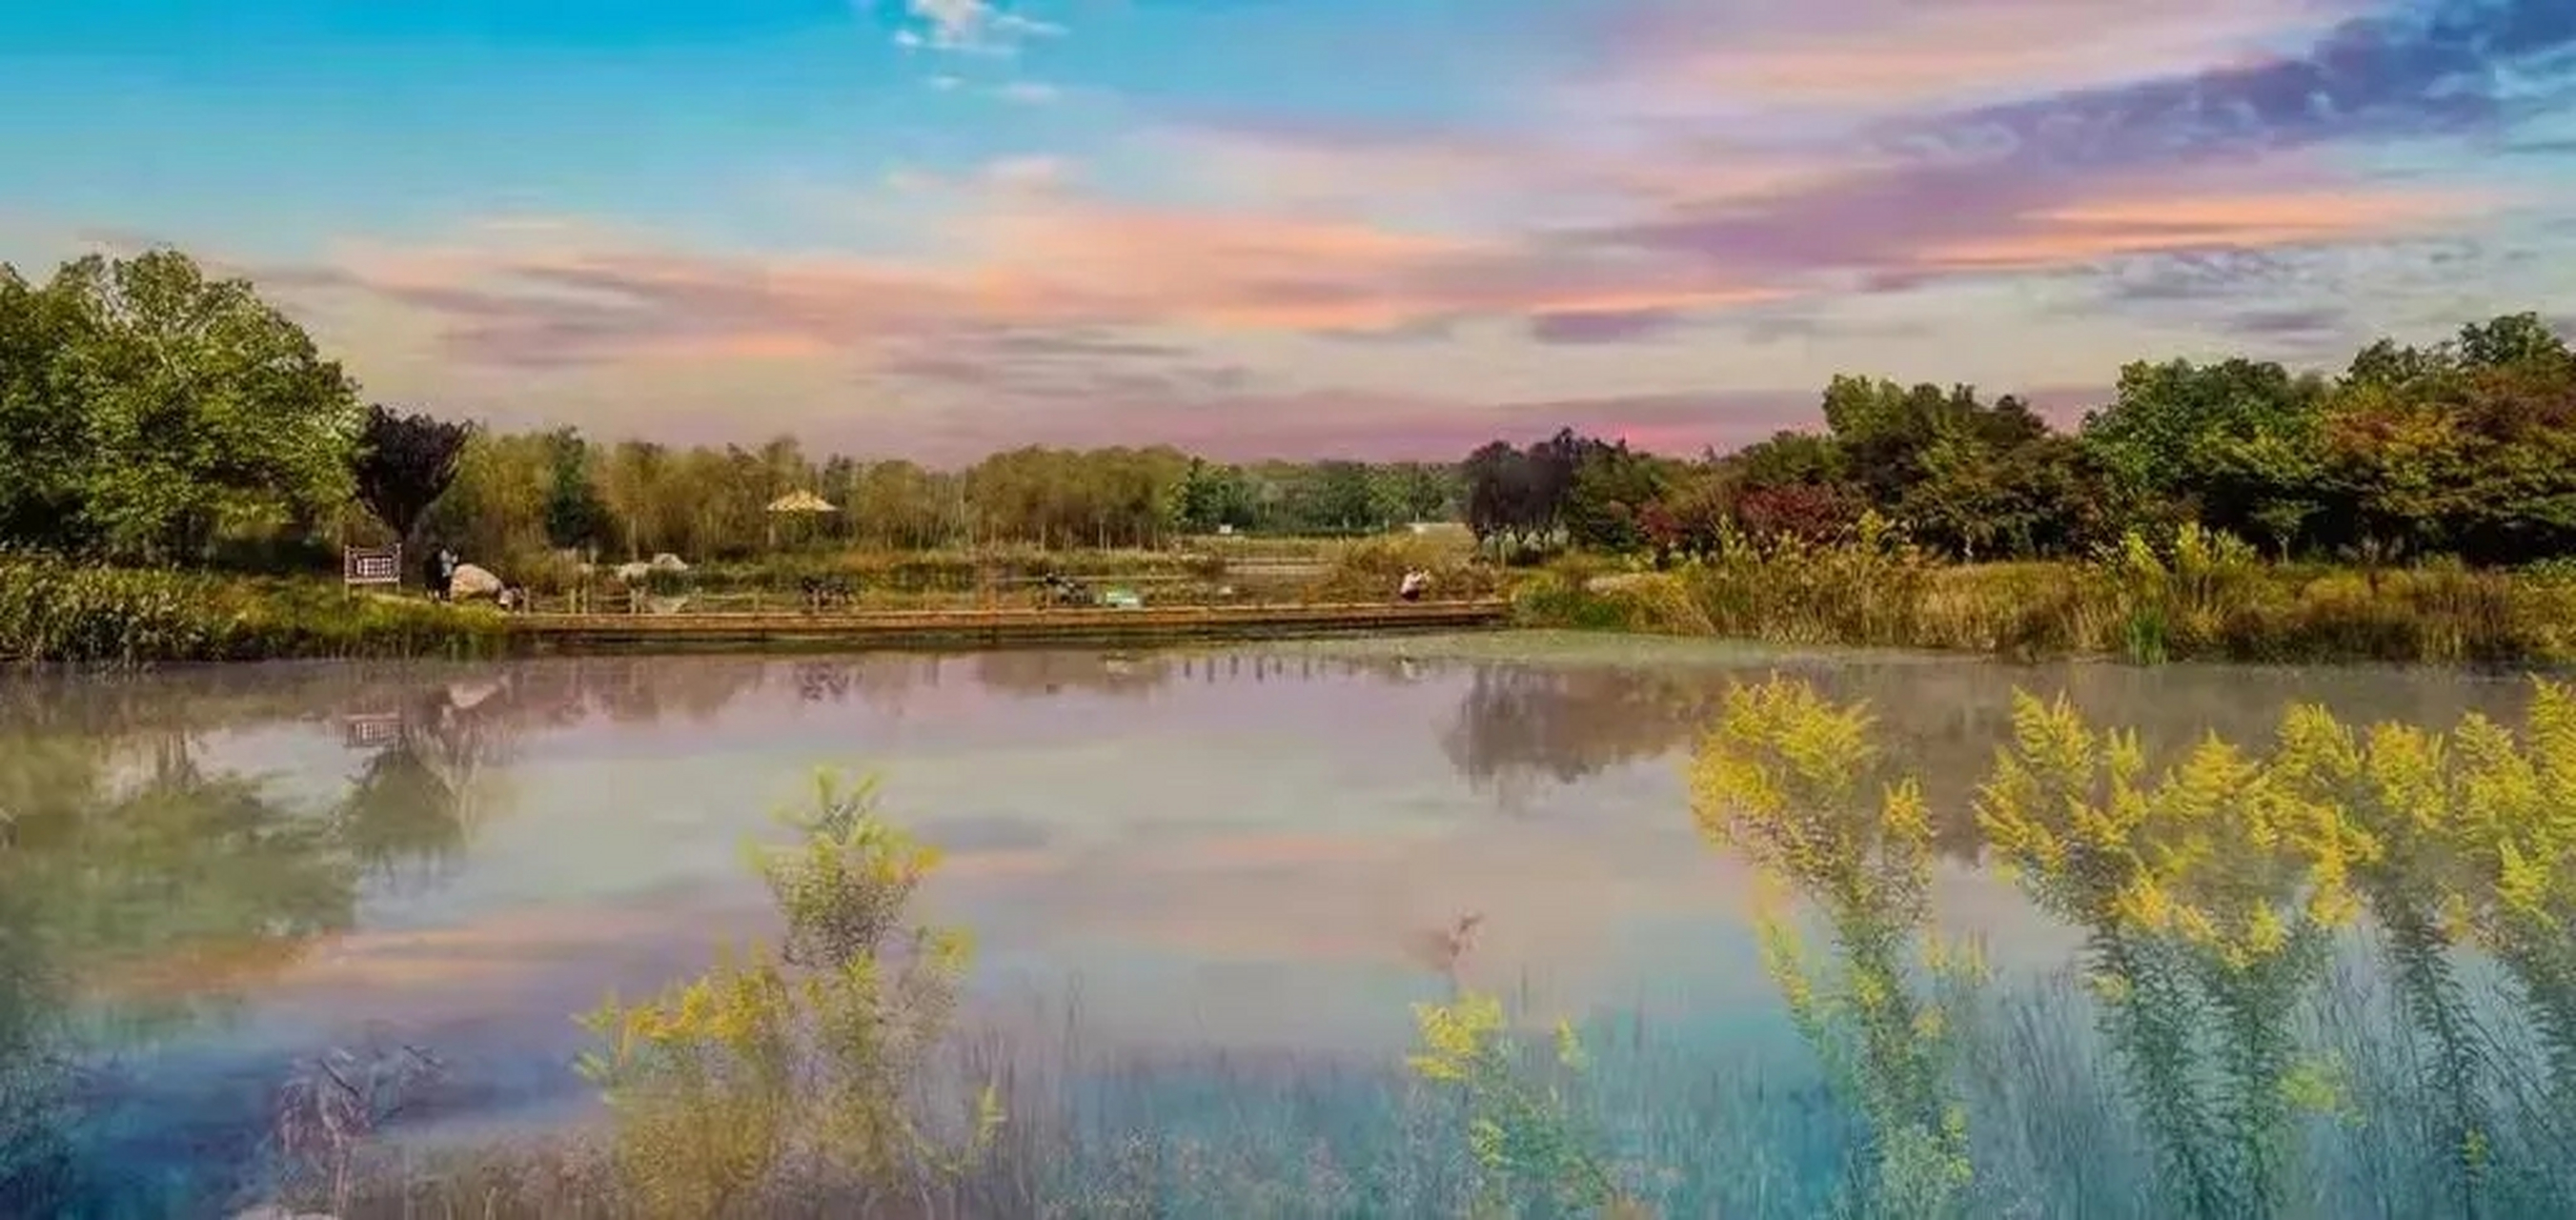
[1511, 524, 2576, 667]
[0, 555, 507, 666]
[1307, 536, 1501, 601]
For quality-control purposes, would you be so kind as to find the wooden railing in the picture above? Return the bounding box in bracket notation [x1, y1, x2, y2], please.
[503, 598, 1513, 646]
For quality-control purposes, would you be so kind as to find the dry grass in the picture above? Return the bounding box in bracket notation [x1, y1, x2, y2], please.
[1510, 534, 2576, 666]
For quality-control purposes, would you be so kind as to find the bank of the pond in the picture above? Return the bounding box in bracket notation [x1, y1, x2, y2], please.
[1503, 549, 2576, 667]
[0, 559, 512, 665]
[0, 559, 1511, 665]
[31, 541, 2576, 670]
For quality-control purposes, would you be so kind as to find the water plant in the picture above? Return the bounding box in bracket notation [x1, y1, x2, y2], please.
[1405, 992, 1633, 1217]
[1975, 687, 2373, 1219]
[575, 770, 1001, 1218]
[1689, 677, 1981, 1217]
[1511, 522, 2576, 666]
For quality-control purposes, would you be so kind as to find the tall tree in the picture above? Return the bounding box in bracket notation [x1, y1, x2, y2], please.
[352, 404, 476, 544]
[52, 251, 362, 560]
[540, 428, 610, 552]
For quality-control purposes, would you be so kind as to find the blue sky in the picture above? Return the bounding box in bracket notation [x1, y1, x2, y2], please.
[5, 0, 2573, 460]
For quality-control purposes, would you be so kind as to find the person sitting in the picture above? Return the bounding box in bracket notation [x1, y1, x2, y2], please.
[1398, 569, 1429, 601]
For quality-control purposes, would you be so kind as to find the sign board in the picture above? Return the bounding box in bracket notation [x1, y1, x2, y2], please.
[340, 712, 403, 749]
[343, 544, 402, 588]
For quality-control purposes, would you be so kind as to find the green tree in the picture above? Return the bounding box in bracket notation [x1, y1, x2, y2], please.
[540, 429, 610, 553]
[2079, 357, 2329, 539]
[42, 251, 362, 561]
[1563, 440, 1665, 552]
[2454, 311, 2570, 371]
[0, 268, 94, 549]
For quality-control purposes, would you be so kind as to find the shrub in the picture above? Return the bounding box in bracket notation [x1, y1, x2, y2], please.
[0, 554, 506, 666]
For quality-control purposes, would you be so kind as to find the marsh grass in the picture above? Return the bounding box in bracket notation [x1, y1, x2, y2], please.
[262, 956, 2576, 1220]
[0, 555, 507, 666]
[1511, 524, 2576, 666]
[1307, 534, 1501, 602]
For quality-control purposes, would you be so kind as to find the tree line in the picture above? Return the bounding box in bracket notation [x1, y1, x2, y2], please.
[420, 431, 1464, 567]
[9, 247, 2570, 572]
[1462, 313, 2576, 566]
[0, 250, 1461, 571]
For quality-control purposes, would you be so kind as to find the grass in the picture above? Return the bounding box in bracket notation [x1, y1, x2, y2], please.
[0, 530, 1503, 665]
[454, 535, 1505, 614]
[213, 958, 2576, 1220]
[0, 554, 509, 666]
[1507, 524, 2576, 666]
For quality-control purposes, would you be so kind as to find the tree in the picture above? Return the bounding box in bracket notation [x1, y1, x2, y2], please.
[351, 404, 476, 545]
[540, 429, 610, 553]
[1292, 460, 1387, 534]
[2079, 357, 2328, 536]
[44, 251, 363, 561]
[0, 267, 96, 549]
[1563, 440, 1665, 552]
[1460, 441, 1531, 547]
[1384, 461, 1459, 523]
[2454, 311, 2570, 371]
[1176, 458, 1257, 534]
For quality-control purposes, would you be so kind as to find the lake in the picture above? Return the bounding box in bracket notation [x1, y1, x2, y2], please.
[2, 633, 2569, 1218]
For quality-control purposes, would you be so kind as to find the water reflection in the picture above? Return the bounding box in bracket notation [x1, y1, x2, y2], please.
[0, 642, 2563, 1217]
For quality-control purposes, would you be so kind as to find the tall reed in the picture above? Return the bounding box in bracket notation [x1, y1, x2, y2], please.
[0, 554, 507, 665]
[1512, 524, 2576, 666]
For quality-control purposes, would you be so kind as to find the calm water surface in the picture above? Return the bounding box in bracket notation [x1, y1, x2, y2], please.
[0, 633, 2561, 1216]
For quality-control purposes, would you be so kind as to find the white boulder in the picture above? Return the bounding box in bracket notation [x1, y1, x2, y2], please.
[448, 563, 504, 600]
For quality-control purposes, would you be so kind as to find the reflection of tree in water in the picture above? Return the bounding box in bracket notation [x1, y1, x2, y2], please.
[1442, 665, 1725, 799]
[1436, 657, 2537, 857]
[784, 656, 949, 713]
[340, 741, 467, 884]
[0, 729, 362, 1212]
[970, 649, 1183, 698]
[578, 657, 768, 725]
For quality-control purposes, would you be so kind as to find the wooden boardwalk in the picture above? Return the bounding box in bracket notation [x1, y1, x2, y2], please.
[506, 599, 1513, 650]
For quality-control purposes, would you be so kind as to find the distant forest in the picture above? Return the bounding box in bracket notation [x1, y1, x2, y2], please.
[8, 248, 2573, 571]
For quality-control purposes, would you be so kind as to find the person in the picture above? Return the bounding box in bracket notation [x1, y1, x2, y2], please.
[435, 548, 459, 601]
[1398, 569, 1429, 601]
[422, 545, 453, 601]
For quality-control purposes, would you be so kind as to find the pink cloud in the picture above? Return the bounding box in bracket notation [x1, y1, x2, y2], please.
[1572, 0, 2360, 115]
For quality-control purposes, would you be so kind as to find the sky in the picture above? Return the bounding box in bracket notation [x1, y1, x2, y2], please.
[4, 0, 2574, 462]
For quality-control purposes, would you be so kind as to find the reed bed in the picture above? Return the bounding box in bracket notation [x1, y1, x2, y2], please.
[0, 555, 507, 666]
[1508, 524, 2576, 666]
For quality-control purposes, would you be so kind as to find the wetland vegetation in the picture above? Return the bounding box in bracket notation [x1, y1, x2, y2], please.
[2, 643, 2573, 1217]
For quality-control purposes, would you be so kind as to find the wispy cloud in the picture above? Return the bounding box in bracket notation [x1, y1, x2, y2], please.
[1897, 0, 2576, 173]
[70, 0, 2572, 458]
[1579, 0, 2352, 116]
[889, 0, 1063, 56]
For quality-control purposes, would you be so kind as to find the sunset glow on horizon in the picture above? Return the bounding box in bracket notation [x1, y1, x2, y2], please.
[5, 0, 2571, 460]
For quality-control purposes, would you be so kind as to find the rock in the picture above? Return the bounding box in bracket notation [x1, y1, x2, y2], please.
[448, 563, 504, 600]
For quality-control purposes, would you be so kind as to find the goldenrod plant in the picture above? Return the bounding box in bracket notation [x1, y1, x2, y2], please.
[1404, 991, 1639, 1218]
[1691, 677, 1980, 1218]
[575, 770, 1000, 1218]
[1976, 689, 2372, 1219]
[2269, 702, 2497, 1216]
